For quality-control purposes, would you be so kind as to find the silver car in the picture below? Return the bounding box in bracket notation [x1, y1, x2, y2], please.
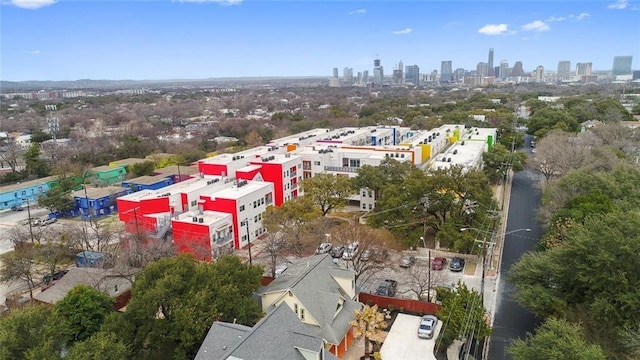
[417, 315, 438, 339]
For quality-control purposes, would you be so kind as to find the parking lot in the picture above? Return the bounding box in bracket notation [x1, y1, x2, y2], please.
[355, 252, 470, 300]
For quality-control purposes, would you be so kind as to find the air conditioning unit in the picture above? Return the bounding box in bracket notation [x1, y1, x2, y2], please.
[192, 217, 198, 222]
[198, 218, 204, 223]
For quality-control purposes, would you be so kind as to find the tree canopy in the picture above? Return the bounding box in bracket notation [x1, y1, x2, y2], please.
[55, 285, 114, 344]
[102, 255, 264, 359]
[509, 211, 640, 357]
[302, 173, 354, 216]
[508, 317, 605, 360]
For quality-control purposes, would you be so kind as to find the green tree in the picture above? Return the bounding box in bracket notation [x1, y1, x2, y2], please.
[435, 282, 491, 352]
[30, 130, 52, 144]
[66, 332, 129, 360]
[23, 143, 50, 178]
[352, 157, 417, 198]
[508, 318, 605, 360]
[55, 285, 115, 344]
[38, 186, 75, 214]
[482, 144, 527, 184]
[104, 255, 264, 359]
[0, 305, 63, 360]
[262, 196, 321, 258]
[510, 211, 640, 356]
[128, 160, 156, 177]
[302, 173, 354, 216]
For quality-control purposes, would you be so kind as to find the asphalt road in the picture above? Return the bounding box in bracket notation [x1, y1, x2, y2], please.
[488, 141, 542, 359]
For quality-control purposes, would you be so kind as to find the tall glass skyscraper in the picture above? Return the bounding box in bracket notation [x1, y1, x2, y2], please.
[612, 56, 633, 75]
[488, 48, 495, 76]
[557, 61, 571, 81]
[440, 60, 452, 83]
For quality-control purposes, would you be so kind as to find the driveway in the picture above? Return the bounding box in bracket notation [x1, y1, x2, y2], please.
[380, 313, 441, 360]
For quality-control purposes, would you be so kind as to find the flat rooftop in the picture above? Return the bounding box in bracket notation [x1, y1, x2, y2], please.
[124, 175, 171, 185]
[203, 180, 272, 200]
[72, 186, 128, 199]
[0, 175, 58, 193]
[173, 209, 231, 226]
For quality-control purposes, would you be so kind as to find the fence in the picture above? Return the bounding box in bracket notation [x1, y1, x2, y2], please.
[359, 292, 442, 315]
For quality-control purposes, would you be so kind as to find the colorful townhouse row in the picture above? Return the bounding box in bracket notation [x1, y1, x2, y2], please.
[114, 124, 497, 261]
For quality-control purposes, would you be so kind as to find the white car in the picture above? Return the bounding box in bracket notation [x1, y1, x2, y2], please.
[316, 242, 332, 254]
[41, 218, 57, 226]
[418, 315, 438, 339]
[342, 242, 359, 260]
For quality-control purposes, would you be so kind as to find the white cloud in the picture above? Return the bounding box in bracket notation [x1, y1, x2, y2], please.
[569, 12, 590, 20]
[477, 24, 509, 35]
[348, 9, 366, 15]
[391, 28, 413, 35]
[546, 16, 566, 22]
[608, 0, 627, 9]
[175, 0, 242, 5]
[10, 0, 56, 9]
[522, 20, 550, 32]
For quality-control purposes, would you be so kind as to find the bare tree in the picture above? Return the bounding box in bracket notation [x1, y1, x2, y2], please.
[0, 143, 23, 172]
[119, 230, 174, 268]
[331, 219, 392, 285]
[403, 257, 449, 302]
[0, 248, 39, 299]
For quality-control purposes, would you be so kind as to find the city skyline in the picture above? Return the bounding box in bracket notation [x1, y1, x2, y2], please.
[1, 0, 639, 81]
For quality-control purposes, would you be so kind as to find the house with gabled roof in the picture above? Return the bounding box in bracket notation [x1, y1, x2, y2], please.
[195, 303, 338, 360]
[257, 254, 362, 358]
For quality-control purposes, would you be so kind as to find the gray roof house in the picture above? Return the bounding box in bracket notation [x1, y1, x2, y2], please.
[256, 254, 363, 358]
[195, 303, 338, 360]
[34, 267, 139, 310]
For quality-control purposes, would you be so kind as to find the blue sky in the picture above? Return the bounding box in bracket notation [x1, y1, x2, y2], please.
[1, 0, 639, 81]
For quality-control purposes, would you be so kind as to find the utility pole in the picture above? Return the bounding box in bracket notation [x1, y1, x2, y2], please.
[26, 199, 35, 243]
[420, 196, 429, 248]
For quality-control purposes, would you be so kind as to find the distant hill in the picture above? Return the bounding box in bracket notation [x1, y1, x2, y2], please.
[0, 77, 328, 92]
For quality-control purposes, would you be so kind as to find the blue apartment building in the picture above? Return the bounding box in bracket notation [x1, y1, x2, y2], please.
[0, 176, 58, 210]
[121, 174, 174, 192]
[73, 186, 131, 221]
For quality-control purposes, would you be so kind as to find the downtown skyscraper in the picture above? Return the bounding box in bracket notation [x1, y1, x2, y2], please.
[557, 61, 572, 81]
[612, 56, 633, 75]
[487, 48, 495, 76]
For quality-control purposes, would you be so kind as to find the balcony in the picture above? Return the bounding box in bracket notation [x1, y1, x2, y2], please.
[290, 170, 297, 177]
[324, 166, 359, 173]
[302, 165, 311, 170]
[212, 234, 233, 246]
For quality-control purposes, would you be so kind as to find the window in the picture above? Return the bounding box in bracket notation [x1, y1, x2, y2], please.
[240, 205, 245, 211]
[362, 191, 366, 197]
[368, 204, 373, 210]
[362, 203, 367, 209]
[191, 200, 197, 206]
[313, 161, 321, 166]
[254, 215, 258, 222]
[300, 308, 305, 321]
[294, 303, 298, 315]
[349, 159, 360, 168]
[368, 191, 373, 197]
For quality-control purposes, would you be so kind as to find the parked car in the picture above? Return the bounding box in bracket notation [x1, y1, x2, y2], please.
[342, 242, 359, 260]
[41, 218, 57, 226]
[417, 315, 438, 339]
[375, 279, 397, 297]
[330, 246, 346, 258]
[316, 242, 332, 254]
[400, 255, 417, 268]
[431, 257, 447, 270]
[449, 257, 465, 272]
[11, 205, 23, 211]
[360, 248, 375, 261]
[41, 269, 69, 291]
